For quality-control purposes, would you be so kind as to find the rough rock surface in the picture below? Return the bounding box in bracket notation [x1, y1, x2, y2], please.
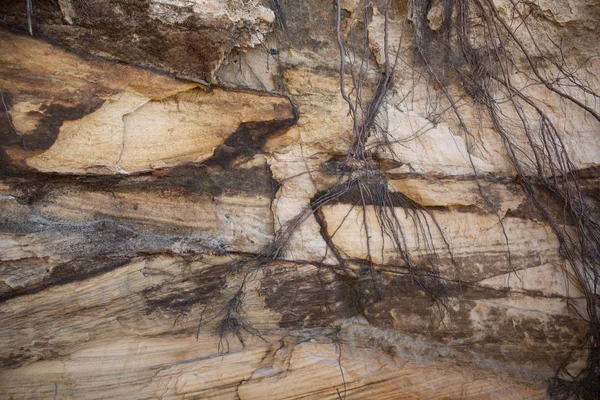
[0, 0, 599, 399]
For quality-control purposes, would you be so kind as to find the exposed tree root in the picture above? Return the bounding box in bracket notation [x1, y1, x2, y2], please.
[195, 1, 599, 397]
[198, 0, 456, 357]
[408, 0, 600, 397]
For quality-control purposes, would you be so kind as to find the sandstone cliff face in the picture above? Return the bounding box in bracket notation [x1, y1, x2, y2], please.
[0, 0, 599, 399]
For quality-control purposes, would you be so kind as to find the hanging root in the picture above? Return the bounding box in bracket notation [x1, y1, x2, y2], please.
[333, 0, 455, 304]
[312, 163, 455, 304]
[548, 348, 600, 399]
[198, 0, 457, 351]
[213, 281, 264, 353]
[409, 0, 600, 396]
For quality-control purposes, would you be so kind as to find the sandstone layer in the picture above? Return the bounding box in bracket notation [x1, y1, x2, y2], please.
[1, 0, 599, 399]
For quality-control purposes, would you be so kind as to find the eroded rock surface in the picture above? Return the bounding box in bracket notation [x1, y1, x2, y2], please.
[1, 0, 599, 398]
[0, 0, 276, 81]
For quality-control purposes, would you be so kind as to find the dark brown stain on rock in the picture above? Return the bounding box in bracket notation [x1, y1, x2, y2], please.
[143, 264, 228, 315]
[259, 263, 354, 329]
[0, 0, 265, 81]
[154, 164, 275, 197]
[48, 257, 132, 288]
[0, 159, 276, 300]
[0, 349, 34, 369]
[28, 100, 106, 149]
[206, 116, 297, 168]
[356, 273, 587, 367]
[0, 89, 106, 151]
[2, 159, 274, 200]
[0, 212, 224, 302]
[358, 273, 450, 333]
[312, 185, 427, 208]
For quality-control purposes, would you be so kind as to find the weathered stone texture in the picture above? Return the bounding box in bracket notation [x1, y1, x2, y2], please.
[0, 0, 599, 398]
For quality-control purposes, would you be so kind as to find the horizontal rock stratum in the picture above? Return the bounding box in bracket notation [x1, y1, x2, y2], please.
[1, 0, 599, 399]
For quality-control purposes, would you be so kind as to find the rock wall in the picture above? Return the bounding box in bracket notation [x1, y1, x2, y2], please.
[0, 0, 599, 399]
